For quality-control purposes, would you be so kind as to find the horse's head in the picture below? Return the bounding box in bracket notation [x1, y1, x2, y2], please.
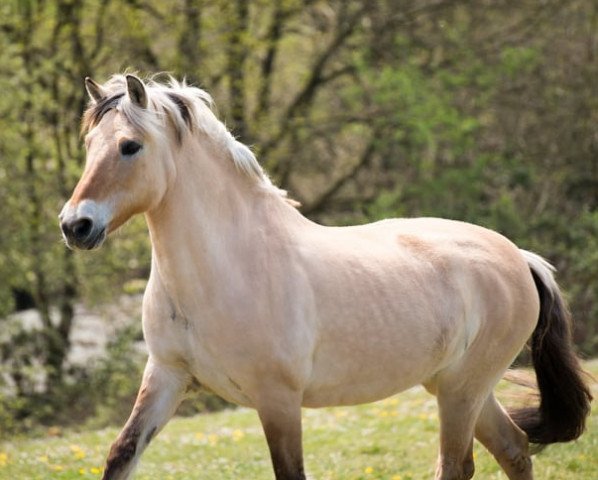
[60, 75, 176, 250]
[60, 74, 295, 250]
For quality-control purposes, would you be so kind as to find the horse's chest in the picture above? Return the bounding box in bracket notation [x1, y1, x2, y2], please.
[142, 305, 193, 366]
[143, 307, 253, 406]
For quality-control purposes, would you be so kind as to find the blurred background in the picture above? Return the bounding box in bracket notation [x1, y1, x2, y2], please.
[0, 0, 596, 436]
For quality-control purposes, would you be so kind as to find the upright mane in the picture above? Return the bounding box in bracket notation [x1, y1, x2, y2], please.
[82, 74, 295, 203]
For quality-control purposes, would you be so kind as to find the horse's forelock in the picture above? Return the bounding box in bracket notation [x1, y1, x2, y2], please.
[83, 75, 219, 146]
[81, 92, 125, 134]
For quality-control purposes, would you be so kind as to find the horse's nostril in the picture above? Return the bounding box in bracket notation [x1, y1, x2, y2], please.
[71, 218, 94, 240]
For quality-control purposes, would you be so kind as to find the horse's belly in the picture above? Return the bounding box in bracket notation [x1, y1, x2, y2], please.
[300, 289, 464, 406]
[302, 335, 442, 407]
[302, 374, 421, 408]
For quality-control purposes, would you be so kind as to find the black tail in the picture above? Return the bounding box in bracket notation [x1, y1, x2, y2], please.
[511, 251, 593, 445]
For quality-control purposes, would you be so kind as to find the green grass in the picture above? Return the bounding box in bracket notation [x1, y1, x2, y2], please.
[1, 360, 597, 479]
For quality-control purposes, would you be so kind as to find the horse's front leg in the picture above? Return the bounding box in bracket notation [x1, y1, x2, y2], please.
[102, 358, 189, 480]
[256, 387, 306, 480]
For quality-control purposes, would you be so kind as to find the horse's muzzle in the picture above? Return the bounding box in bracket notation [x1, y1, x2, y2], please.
[59, 199, 110, 250]
[60, 217, 106, 250]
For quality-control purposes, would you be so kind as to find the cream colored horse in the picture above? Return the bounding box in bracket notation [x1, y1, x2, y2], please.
[60, 74, 591, 480]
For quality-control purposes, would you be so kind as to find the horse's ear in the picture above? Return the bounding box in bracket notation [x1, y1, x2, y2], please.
[85, 77, 106, 104]
[126, 74, 148, 109]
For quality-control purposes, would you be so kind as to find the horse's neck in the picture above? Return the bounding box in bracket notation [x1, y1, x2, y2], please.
[145, 138, 308, 306]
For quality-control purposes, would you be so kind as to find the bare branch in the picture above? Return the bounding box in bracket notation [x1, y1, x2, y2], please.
[178, 0, 202, 82]
[302, 134, 378, 216]
[255, 0, 287, 122]
[260, 3, 367, 158]
[226, 0, 249, 139]
[124, 0, 165, 21]
[89, 0, 112, 61]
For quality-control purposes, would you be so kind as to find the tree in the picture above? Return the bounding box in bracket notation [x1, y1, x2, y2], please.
[0, 0, 596, 432]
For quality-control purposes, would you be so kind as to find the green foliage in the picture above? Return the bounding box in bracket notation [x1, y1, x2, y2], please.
[80, 325, 146, 429]
[0, 320, 232, 438]
[0, 322, 142, 437]
[500, 46, 540, 78]
[0, 318, 51, 434]
[0, 0, 596, 434]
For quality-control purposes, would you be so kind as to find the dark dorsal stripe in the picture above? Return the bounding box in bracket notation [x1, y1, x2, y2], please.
[166, 92, 192, 129]
[87, 92, 125, 128]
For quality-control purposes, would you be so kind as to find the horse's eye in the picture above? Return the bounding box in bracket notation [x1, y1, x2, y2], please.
[120, 140, 142, 157]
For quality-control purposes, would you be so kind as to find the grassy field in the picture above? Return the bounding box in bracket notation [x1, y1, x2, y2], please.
[1, 360, 596, 479]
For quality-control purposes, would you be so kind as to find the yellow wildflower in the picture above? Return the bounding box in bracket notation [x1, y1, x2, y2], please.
[70, 444, 86, 459]
[364, 466, 374, 474]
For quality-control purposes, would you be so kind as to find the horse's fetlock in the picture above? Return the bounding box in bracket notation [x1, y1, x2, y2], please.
[463, 458, 475, 479]
[511, 453, 532, 474]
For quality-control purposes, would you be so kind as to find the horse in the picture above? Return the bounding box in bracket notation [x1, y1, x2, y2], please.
[59, 74, 591, 480]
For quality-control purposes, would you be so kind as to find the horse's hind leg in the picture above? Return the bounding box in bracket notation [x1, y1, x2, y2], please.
[433, 384, 484, 480]
[256, 387, 305, 480]
[102, 358, 189, 480]
[475, 394, 533, 480]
